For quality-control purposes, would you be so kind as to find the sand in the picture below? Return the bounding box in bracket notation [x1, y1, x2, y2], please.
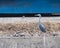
[0, 17, 60, 37]
[0, 21, 60, 35]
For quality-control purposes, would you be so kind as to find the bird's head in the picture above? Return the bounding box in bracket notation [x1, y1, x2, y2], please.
[35, 14, 41, 17]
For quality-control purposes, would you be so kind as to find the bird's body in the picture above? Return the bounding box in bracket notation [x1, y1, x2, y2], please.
[38, 16, 46, 32]
[35, 14, 46, 33]
[39, 23, 46, 32]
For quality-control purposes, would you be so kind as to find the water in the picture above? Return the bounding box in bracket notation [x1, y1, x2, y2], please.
[0, 0, 60, 13]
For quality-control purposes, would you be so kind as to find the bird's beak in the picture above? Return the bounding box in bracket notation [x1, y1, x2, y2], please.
[35, 14, 38, 16]
[35, 14, 41, 17]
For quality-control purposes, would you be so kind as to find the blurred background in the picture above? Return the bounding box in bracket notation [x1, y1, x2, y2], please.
[0, 0, 60, 13]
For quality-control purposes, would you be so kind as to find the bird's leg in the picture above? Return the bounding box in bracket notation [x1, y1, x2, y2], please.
[43, 33, 46, 48]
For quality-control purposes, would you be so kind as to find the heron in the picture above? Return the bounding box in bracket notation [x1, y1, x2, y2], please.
[35, 14, 46, 33]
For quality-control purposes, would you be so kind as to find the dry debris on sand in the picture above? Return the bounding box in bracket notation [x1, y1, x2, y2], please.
[0, 21, 60, 36]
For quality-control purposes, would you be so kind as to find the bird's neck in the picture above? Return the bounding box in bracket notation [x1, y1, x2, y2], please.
[39, 16, 41, 24]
